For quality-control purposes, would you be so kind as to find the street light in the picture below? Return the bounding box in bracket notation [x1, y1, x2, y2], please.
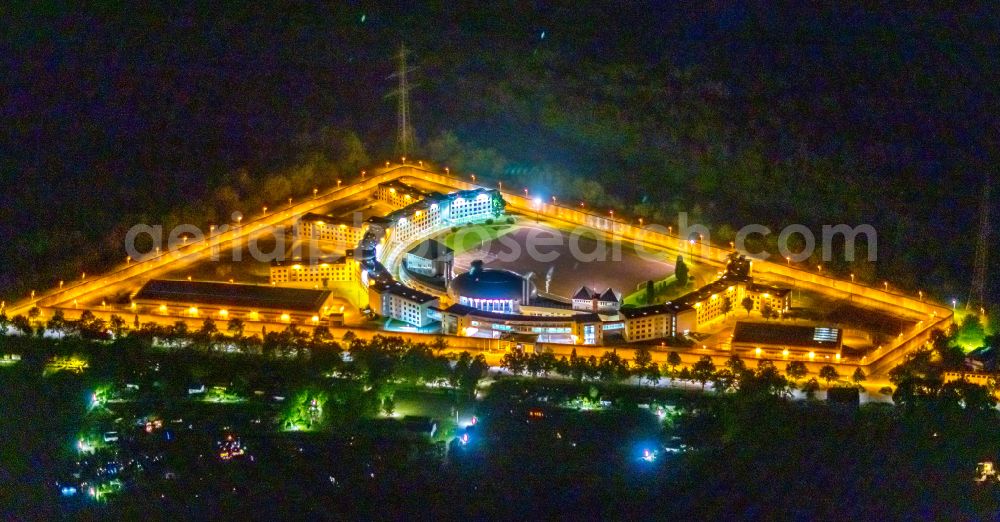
[471, 174, 476, 183]
[786, 257, 791, 265]
[337, 179, 342, 188]
[361, 170, 366, 179]
[313, 187, 318, 198]
[668, 226, 673, 235]
[883, 281, 889, 291]
[952, 298, 957, 310]
[523, 188, 528, 197]
[498, 181, 502, 190]
[445, 167, 449, 174]
[262, 206, 268, 215]
[850, 273, 855, 283]
[551, 196, 556, 204]
[918, 290, 923, 301]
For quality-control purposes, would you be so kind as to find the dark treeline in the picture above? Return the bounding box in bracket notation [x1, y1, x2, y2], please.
[3, 4, 997, 305]
[5, 330, 1000, 518]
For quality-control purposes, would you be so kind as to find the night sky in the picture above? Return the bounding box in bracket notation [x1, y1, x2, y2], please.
[2, 3, 997, 301]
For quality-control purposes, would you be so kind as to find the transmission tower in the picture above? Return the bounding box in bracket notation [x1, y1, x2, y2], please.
[387, 44, 416, 158]
[968, 177, 991, 312]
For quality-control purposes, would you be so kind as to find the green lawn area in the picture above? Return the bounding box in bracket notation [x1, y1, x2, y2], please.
[623, 275, 687, 306]
[391, 388, 476, 440]
[439, 222, 516, 254]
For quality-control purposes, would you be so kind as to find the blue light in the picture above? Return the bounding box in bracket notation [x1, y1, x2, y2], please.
[60, 486, 78, 497]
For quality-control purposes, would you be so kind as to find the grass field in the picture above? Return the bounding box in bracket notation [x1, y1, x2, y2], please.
[439, 223, 517, 254]
[622, 275, 688, 306]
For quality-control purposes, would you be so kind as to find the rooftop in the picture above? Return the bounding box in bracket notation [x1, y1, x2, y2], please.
[382, 187, 501, 224]
[731, 322, 843, 348]
[406, 238, 454, 260]
[133, 280, 331, 312]
[619, 301, 692, 319]
[573, 286, 620, 302]
[442, 303, 601, 324]
[370, 280, 438, 304]
[378, 179, 435, 200]
[450, 260, 529, 301]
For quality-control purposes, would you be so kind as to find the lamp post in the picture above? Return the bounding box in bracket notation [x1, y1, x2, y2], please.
[883, 281, 889, 291]
[313, 187, 318, 198]
[850, 273, 855, 283]
[361, 170, 366, 179]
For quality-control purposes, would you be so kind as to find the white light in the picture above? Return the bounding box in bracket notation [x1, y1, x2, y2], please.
[533, 197, 542, 206]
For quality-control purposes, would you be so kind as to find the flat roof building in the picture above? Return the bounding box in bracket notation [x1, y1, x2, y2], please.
[404, 238, 454, 281]
[368, 279, 439, 328]
[132, 279, 335, 324]
[731, 321, 843, 360]
[440, 303, 604, 345]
